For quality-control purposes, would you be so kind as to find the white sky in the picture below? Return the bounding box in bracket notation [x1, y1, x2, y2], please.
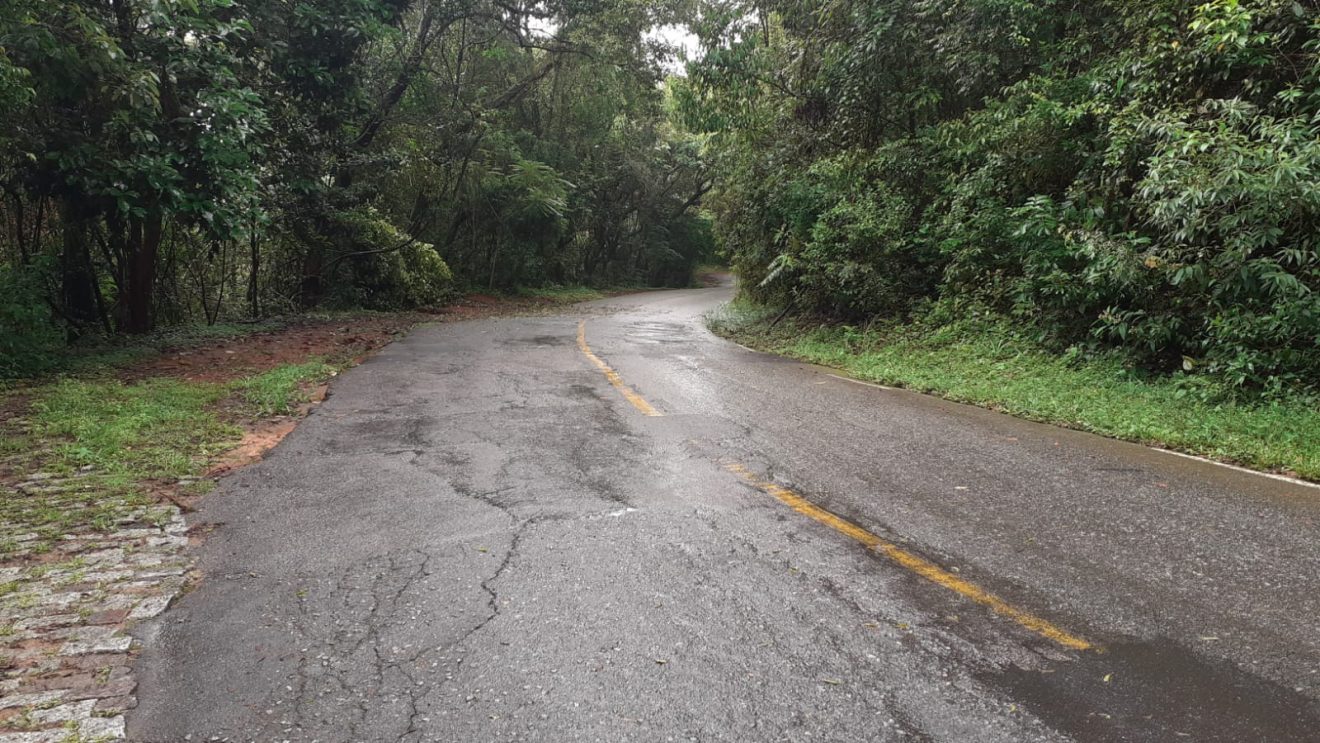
[526, 15, 700, 76]
[645, 24, 701, 75]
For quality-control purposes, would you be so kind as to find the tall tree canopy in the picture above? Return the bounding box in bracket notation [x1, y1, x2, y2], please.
[679, 0, 1320, 391]
[5, 0, 1318, 393]
[0, 0, 712, 371]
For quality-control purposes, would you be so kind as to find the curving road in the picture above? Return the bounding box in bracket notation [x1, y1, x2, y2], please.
[130, 284, 1320, 742]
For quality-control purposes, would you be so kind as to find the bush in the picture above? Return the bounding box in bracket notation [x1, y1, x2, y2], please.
[0, 261, 62, 378]
[754, 147, 942, 318]
[692, 0, 1320, 393]
[330, 210, 456, 309]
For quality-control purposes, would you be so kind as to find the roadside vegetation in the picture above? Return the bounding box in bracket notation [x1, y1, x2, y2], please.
[710, 300, 1320, 481]
[0, 0, 714, 379]
[2, 346, 341, 556]
[0, 378, 229, 554]
[236, 361, 339, 417]
[0, 280, 612, 558]
[4, 1, 1318, 487]
[681, 1, 1320, 405]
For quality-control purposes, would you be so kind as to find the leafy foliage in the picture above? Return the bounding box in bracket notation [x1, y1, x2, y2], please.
[0, 0, 713, 371]
[684, 0, 1320, 393]
[0, 261, 63, 377]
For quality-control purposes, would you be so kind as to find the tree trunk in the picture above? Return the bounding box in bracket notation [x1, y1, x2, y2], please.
[300, 248, 324, 309]
[9, 192, 28, 264]
[59, 200, 99, 339]
[124, 209, 163, 334]
[248, 225, 260, 318]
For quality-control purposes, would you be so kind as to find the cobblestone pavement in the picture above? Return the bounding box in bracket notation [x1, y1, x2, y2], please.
[1, 471, 191, 742]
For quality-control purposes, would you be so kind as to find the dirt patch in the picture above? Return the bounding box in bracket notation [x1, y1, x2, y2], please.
[128, 294, 592, 475]
[124, 314, 426, 384]
[121, 292, 604, 386]
[210, 420, 299, 475]
[207, 384, 330, 479]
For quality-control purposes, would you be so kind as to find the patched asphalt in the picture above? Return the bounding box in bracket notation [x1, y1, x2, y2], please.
[129, 285, 1320, 742]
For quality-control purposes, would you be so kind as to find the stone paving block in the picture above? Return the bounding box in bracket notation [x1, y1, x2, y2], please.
[85, 609, 129, 626]
[78, 714, 126, 738]
[1, 496, 193, 742]
[58, 631, 133, 657]
[30, 698, 95, 723]
[12, 616, 79, 634]
[0, 731, 69, 743]
[128, 596, 172, 620]
[63, 676, 135, 702]
[145, 535, 187, 550]
[81, 549, 125, 566]
[0, 690, 66, 711]
[82, 570, 134, 585]
[92, 694, 136, 714]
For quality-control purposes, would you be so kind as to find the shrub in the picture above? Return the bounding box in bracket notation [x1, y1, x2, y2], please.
[0, 261, 62, 378]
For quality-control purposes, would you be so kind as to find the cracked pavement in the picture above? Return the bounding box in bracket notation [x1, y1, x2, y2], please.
[129, 285, 1320, 741]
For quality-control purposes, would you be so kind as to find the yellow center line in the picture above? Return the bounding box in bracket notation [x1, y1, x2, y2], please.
[723, 462, 1095, 651]
[574, 317, 1090, 650]
[577, 320, 663, 417]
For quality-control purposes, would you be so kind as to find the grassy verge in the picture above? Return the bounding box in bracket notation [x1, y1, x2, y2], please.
[1, 379, 236, 554]
[1, 359, 346, 556]
[235, 360, 337, 416]
[708, 299, 1320, 481]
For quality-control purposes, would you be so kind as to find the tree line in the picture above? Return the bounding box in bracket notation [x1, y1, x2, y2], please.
[1, 0, 712, 374]
[679, 0, 1320, 393]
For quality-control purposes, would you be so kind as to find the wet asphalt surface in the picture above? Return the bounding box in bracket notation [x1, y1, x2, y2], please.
[130, 285, 1320, 742]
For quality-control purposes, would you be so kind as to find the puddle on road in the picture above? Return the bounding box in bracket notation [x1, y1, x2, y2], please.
[982, 640, 1320, 741]
[628, 321, 690, 344]
[501, 334, 572, 347]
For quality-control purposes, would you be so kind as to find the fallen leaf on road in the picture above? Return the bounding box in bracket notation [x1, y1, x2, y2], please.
[822, 678, 843, 686]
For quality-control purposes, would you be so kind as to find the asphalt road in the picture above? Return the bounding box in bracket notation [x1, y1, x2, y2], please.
[130, 284, 1320, 742]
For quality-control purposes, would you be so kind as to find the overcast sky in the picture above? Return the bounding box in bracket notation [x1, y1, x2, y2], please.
[645, 24, 701, 75]
[528, 15, 701, 75]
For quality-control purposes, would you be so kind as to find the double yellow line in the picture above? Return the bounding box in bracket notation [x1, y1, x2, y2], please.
[576, 319, 1093, 651]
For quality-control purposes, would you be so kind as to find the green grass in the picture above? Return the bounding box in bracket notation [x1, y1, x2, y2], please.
[234, 360, 337, 416]
[1, 358, 347, 555]
[1, 379, 241, 552]
[28, 379, 237, 478]
[708, 299, 1320, 481]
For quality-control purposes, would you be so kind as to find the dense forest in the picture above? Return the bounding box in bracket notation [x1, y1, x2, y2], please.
[3, 0, 1319, 394]
[0, 0, 711, 374]
[679, 0, 1320, 394]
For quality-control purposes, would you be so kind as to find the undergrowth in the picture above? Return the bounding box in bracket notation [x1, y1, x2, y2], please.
[708, 299, 1320, 481]
[235, 360, 337, 416]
